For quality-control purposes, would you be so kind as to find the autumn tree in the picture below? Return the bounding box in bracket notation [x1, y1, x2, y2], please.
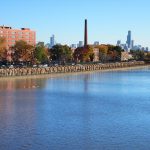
[0, 37, 6, 61]
[97, 45, 108, 62]
[74, 45, 94, 63]
[73, 47, 83, 62]
[12, 40, 35, 63]
[82, 45, 94, 62]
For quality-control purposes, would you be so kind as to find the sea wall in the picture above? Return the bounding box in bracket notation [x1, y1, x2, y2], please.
[0, 61, 145, 77]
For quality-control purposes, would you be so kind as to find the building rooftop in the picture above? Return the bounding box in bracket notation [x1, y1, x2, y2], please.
[21, 28, 30, 30]
[0, 25, 31, 30]
[0, 25, 12, 29]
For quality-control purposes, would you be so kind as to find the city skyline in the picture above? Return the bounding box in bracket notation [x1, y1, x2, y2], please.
[117, 30, 149, 51]
[1, 0, 150, 47]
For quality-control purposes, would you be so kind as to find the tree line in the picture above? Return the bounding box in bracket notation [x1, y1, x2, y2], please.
[1, 37, 149, 66]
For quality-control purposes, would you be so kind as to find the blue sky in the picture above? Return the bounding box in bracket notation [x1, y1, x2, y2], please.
[1, 0, 150, 47]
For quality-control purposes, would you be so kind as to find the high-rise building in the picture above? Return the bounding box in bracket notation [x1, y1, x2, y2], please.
[78, 41, 84, 47]
[45, 43, 50, 48]
[71, 44, 77, 49]
[131, 40, 134, 49]
[117, 30, 148, 52]
[94, 41, 100, 46]
[117, 40, 121, 46]
[50, 34, 55, 48]
[0, 25, 36, 49]
[126, 30, 132, 49]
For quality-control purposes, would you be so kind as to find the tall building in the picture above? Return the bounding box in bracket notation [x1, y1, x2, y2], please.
[0, 25, 36, 49]
[117, 40, 121, 46]
[126, 30, 132, 49]
[50, 34, 55, 48]
[94, 41, 100, 46]
[78, 41, 84, 47]
[117, 30, 148, 52]
[71, 44, 77, 49]
[45, 43, 50, 48]
[131, 40, 134, 49]
[84, 19, 88, 47]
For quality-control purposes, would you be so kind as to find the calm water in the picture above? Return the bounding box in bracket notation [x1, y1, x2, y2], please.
[0, 68, 150, 150]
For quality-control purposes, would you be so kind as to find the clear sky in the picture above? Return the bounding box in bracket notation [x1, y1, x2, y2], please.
[1, 0, 150, 47]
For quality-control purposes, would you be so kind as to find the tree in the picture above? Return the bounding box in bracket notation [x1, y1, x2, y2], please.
[109, 46, 123, 61]
[114, 46, 123, 53]
[82, 45, 94, 62]
[50, 45, 72, 64]
[74, 45, 94, 62]
[130, 50, 145, 60]
[113, 46, 124, 61]
[98, 45, 108, 62]
[96, 45, 123, 62]
[12, 40, 35, 62]
[0, 37, 6, 61]
[145, 52, 150, 61]
[73, 47, 82, 62]
[34, 45, 49, 63]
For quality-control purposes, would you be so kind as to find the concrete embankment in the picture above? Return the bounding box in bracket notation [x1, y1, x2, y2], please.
[0, 61, 146, 78]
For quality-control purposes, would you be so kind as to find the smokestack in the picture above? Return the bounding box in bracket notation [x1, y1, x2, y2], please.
[84, 19, 88, 47]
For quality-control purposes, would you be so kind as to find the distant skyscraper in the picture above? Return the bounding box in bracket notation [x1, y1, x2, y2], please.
[94, 41, 100, 46]
[71, 44, 77, 49]
[50, 34, 55, 48]
[117, 30, 147, 52]
[78, 41, 84, 47]
[123, 44, 128, 51]
[117, 40, 121, 46]
[131, 40, 134, 49]
[45, 43, 50, 48]
[126, 31, 132, 49]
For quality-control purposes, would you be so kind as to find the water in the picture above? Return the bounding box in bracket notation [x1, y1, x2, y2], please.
[0, 68, 150, 150]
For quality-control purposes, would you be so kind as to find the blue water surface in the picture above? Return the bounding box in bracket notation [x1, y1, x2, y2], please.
[0, 68, 150, 150]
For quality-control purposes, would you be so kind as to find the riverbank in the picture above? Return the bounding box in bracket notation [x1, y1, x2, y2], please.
[0, 61, 148, 80]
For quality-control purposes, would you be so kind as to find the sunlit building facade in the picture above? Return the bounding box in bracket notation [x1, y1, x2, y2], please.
[0, 26, 36, 49]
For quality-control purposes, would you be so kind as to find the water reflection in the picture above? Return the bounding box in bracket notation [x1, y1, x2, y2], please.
[0, 78, 47, 90]
[0, 68, 150, 150]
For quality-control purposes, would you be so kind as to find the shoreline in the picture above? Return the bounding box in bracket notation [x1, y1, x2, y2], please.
[0, 64, 149, 81]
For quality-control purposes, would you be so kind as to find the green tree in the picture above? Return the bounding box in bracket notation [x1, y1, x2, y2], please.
[104, 45, 123, 61]
[35, 45, 49, 63]
[130, 50, 145, 60]
[114, 46, 123, 52]
[50, 45, 72, 63]
[111, 46, 123, 61]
